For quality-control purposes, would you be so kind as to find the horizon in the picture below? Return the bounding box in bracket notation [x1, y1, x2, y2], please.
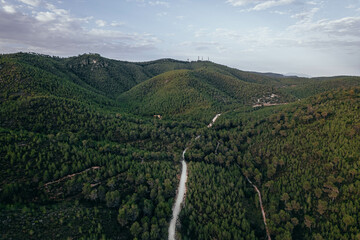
[0, 0, 359, 77]
[3, 51, 360, 78]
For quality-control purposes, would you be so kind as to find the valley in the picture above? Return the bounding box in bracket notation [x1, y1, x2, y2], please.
[169, 113, 221, 240]
[1, 52, 360, 240]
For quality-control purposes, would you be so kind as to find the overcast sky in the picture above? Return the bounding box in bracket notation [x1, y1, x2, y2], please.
[1, 0, 359, 76]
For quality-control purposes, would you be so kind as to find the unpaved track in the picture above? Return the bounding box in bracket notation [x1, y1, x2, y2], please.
[168, 114, 221, 240]
[43, 166, 100, 187]
[168, 149, 188, 240]
[245, 176, 271, 240]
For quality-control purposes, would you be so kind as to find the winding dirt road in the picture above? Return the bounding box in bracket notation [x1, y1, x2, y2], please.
[168, 114, 221, 240]
[245, 176, 271, 240]
[43, 166, 101, 187]
[168, 149, 188, 240]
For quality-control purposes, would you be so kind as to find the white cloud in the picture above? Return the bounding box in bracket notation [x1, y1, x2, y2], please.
[252, 0, 294, 11]
[0, 2, 159, 57]
[96, 19, 107, 27]
[306, 1, 318, 5]
[213, 28, 241, 40]
[227, 0, 294, 10]
[194, 28, 209, 38]
[18, 0, 40, 7]
[3, 4, 16, 13]
[149, 1, 169, 7]
[180, 41, 226, 53]
[35, 11, 56, 22]
[290, 16, 360, 38]
[346, 4, 357, 9]
[110, 21, 125, 27]
[226, 0, 253, 7]
[156, 11, 167, 17]
[126, 0, 169, 7]
[271, 10, 288, 15]
[45, 3, 69, 18]
[88, 29, 160, 48]
[291, 7, 319, 23]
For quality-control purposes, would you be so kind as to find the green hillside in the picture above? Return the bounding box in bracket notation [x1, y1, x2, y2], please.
[118, 68, 293, 118]
[0, 84, 198, 240]
[184, 88, 360, 239]
[1, 52, 360, 240]
[118, 69, 229, 117]
[278, 76, 360, 99]
[0, 53, 118, 108]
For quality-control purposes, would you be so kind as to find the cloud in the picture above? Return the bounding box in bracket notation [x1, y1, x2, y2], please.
[0, 3, 159, 56]
[35, 11, 56, 22]
[306, 1, 318, 6]
[45, 3, 69, 18]
[126, 0, 169, 7]
[226, 0, 253, 7]
[149, 1, 169, 7]
[346, 4, 358, 9]
[156, 12, 167, 17]
[227, 0, 294, 10]
[253, 0, 294, 11]
[96, 19, 106, 27]
[271, 10, 289, 15]
[18, 0, 40, 7]
[290, 16, 360, 38]
[180, 41, 225, 53]
[110, 21, 125, 27]
[193, 27, 275, 49]
[291, 7, 319, 23]
[2, 4, 16, 13]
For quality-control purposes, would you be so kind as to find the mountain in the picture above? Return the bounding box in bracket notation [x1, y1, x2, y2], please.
[183, 88, 360, 239]
[250, 71, 288, 78]
[279, 76, 360, 99]
[1, 52, 360, 240]
[285, 72, 312, 78]
[118, 68, 293, 117]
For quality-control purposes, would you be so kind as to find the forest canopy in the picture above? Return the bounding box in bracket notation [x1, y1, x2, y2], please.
[1, 52, 360, 239]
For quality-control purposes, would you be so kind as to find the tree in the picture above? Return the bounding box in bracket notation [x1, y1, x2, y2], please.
[130, 221, 142, 238]
[304, 215, 314, 231]
[303, 181, 311, 191]
[317, 200, 327, 215]
[82, 183, 92, 200]
[314, 188, 322, 198]
[281, 193, 290, 203]
[106, 190, 120, 208]
[342, 215, 355, 231]
[118, 206, 128, 227]
[150, 224, 160, 240]
[143, 199, 153, 216]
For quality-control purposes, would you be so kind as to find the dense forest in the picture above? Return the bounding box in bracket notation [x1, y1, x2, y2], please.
[1, 52, 360, 239]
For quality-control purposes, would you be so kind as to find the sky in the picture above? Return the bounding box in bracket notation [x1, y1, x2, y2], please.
[0, 0, 359, 77]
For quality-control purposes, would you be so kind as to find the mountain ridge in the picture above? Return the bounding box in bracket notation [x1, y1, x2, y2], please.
[1, 52, 360, 240]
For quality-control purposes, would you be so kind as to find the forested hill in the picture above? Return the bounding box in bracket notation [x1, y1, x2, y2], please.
[118, 68, 292, 117]
[1, 52, 360, 239]
[2, 52, 359, 118]
[184, 88, 360, 239]
[0, 52, 281, 99]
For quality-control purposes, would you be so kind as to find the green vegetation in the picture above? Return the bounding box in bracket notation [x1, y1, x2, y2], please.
[1, 52, 360, 239]
[186, 88, 360, 240]
[118, 68, 293, 118]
